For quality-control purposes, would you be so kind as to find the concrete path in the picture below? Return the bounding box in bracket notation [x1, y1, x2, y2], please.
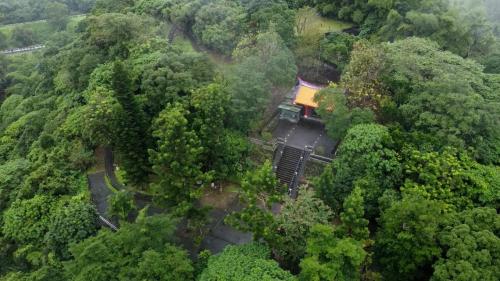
[88, 172, 112, 215]
[273, 119, 337, 157]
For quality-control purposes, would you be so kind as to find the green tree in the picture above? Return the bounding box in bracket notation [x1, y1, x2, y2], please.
[233, 30, 297, 87]
[401, 148, 499, 211]
[2, 195, 55, 246]
[45, 2, 70, 31]
[431, 207, 500, 281]
[110, 61, 150, 185]
[315, 124, 401, 217]
[270, 188, 333, 269]
[338, 186, 369, 241]
[227, 56, 271, 132]
[107, 190, 136, 221]
[45, 199, 99, 259]
[192, 0, 247, 55]
[375, 196, 445, 281]
[10, 27, 36, 47]
[227, 161, 282, 239]
[299, 224, 367, 281]
[199, 242, 296, 281]
[315, 87, 374, 141]
[149, 103, 210, 210]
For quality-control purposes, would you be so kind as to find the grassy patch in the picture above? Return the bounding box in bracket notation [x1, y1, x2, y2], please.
[200, 182, 240, 209]
[0, 14, 85, 48]
[297, 8, 352, 35]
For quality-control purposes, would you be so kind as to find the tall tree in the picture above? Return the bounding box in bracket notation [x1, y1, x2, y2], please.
[315, 124, 401, 217]
[110, 61, 150, 186]
[338, 186, 369, 241]
[299, 224, 367, 281]
[149, 103, 211, 211]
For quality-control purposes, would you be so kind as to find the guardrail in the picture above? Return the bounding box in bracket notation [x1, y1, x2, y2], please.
[1, 44, 45, 55]
[99, 215, 119, 231]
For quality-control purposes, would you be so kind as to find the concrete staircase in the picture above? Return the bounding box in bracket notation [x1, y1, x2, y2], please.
[274, 144, 311, 198]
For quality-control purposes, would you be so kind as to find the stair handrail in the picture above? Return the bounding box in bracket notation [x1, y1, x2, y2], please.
[288, 148, 306, 198]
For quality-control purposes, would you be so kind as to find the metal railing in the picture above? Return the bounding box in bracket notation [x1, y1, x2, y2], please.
[1, 44, 45, 55]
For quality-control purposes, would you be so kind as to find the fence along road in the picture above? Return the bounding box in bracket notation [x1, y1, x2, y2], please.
[1, 44, 46, 55]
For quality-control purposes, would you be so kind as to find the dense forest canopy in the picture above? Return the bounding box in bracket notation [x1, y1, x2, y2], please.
[0, 0, 498, 280]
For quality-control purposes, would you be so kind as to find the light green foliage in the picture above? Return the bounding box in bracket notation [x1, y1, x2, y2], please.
[401, 148, 499, 210]
[432, 207, 500, 281]
[375, 196, 445, 281]
[270, 188, 333, 268]
[107, 190, 136, 221]
[299, 224, 366, 281]
[315, 124, 401, 217]
[0, 159, 30, 211]
[341, 40, 388, 111]
[82, 86, 123, 145]
[149, 103, 209, 209]
[2, 195, 55, 246]
[133, 246, 195, 281]
[199, 243, 296, 281]
[315, 86, 374, 140]
[338, 186, 369, 241]
[65, 214, 193, 281]
[45, 199, 99, 259]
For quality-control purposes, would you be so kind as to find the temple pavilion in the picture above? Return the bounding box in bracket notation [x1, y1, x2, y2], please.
[278, 78, 324, 123]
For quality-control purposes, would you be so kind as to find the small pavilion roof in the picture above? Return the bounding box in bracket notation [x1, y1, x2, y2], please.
[294, 78, 324, 108]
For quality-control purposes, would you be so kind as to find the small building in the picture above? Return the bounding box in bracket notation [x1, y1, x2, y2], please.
[279, 78, 324, 123]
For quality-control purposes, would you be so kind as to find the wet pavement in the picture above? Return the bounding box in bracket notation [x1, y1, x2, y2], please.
[272, 119, 337, 157]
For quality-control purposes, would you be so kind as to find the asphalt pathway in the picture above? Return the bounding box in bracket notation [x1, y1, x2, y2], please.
[88, 172, 111, 215]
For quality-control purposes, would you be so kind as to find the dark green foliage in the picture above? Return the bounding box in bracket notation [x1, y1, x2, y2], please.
[315, 124, 401, 217]
[192, 0, 247, 55]
[315, 87, 374, 141]
[375, 196, 445, 281]
[320, 32, 358, 71]
[342, 38, 500, 165]
[109, 61, 150, 185]
[199, 243, 296, 281]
